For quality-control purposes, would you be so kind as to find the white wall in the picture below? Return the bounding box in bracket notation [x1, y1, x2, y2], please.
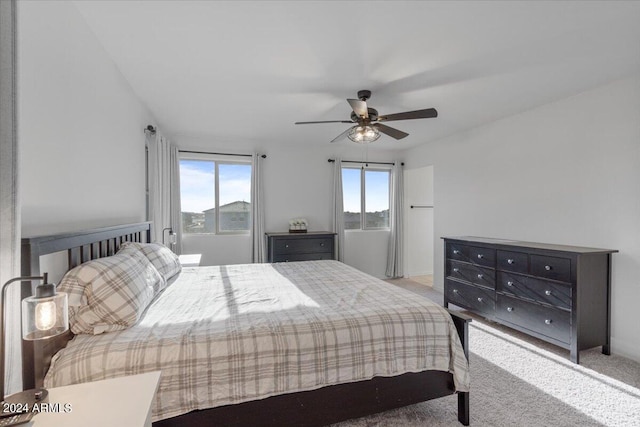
[177, 138, 399, 277]
[16, 0, 398, 277]
[18, 1, 154, 237]
[404, 166, 434, 277]
[182, 234, 252, 266]
[402, 75, 640, 362]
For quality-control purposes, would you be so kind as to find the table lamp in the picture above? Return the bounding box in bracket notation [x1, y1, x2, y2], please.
[1, 273, 68, 411]
[162, 227, 177, 246]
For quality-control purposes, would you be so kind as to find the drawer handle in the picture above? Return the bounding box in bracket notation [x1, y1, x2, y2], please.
[507, 307, 513, 312]
[477, 274, 484, 279]
[285, 244, 289, 248]
[453, 249, 460, 255]
[545, 265, 552, 271]
[507, 281, 514, 287]
[545, 319, 552, 325]
[545, 290, 552, 296]
[320, 243, 324, 247]
[477, 254, 484, 259]
[453, 268, 459, 273]
[453, 289, 459, 294]
[477, 297, 483, 302]
[507, 259, 515, 264]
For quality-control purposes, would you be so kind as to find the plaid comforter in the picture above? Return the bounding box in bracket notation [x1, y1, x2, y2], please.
[45, 260, 470, 422]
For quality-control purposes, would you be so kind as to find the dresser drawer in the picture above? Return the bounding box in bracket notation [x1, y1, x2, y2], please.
[497, 294, 570, 344]
[497, 250, 529, 274]
[447, 243, 470, 262]
[447, 260, 496, 289]
[446, 279, 495, 315]
[497, 272, 572, 310]
[273, 237, 333, 255]
[272, 252, 334, 262]
[530, 255, 571, 283]
[469, 246, 495, 268]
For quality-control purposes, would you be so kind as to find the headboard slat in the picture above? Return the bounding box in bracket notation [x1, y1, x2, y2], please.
[67, 247, 77, 269]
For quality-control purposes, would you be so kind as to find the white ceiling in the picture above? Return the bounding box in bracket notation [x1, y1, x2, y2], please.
[73, 1, 640, 150]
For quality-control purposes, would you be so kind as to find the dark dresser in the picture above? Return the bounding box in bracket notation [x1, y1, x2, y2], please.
[442, 236, 617, 364]
[266, 232, 336, 263]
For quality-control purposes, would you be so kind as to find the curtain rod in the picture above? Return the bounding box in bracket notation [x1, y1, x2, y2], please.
[328, 159, 404, 166]
[410, 205, 434, 209]
[180, 150, 266, 159]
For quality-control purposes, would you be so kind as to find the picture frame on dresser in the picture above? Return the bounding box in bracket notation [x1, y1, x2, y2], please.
[442, 236, 617, 364]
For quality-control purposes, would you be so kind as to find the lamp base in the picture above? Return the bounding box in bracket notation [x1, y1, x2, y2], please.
[1, 388, 48, 415]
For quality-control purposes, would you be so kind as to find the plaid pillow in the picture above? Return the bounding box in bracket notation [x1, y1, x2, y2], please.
[58, 250, 163, 335]
[118, 242, 181, 283]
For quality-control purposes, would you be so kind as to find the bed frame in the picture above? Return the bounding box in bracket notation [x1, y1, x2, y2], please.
[21, 222, 471, 426]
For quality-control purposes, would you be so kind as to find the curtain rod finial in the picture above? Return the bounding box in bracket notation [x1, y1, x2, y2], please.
[144, 125, 156, 134]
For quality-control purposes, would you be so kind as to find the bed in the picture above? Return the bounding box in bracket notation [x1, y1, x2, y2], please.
[21, 222, 471, 426]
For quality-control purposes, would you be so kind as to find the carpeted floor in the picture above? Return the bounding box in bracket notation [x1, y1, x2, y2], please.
[330, 278, 640, 427]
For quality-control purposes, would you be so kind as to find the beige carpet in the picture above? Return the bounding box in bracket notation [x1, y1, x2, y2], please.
[330, 278, 640, 427]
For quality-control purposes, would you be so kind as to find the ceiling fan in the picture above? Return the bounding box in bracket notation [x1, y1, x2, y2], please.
[295, 90, 438, 143]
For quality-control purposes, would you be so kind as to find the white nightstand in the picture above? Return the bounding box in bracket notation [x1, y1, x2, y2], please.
[25, 371, 160, 427]
[179, 254, 201, 267]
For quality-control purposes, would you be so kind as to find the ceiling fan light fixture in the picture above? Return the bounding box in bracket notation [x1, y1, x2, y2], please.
[295, 90, 437, 143]
[348, 125, 380, 143]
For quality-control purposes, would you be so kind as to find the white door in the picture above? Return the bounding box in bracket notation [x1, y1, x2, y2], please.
[404, 165, 434, 278]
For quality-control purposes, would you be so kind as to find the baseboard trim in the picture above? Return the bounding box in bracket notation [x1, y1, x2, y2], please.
[611, 337, 640, 363]
[405, 271, 433, 278]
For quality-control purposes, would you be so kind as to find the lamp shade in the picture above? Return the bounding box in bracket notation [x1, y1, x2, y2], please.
[348, 125, 381, 143]
[22, 289, 68, 340]
[163, 227, 177, 245]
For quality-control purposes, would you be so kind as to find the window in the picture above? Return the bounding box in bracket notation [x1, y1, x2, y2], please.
[179, 156, 252, 234]
[342, 166, 390, 230]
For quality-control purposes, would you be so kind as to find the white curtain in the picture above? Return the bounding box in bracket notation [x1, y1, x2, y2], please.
[251, 153, 266, 262]
[0, 0, 22, 395]
[332, 159, 345, 262]
[169, 145, 182, 254]
[386, 161, 404, 278]
[147, 131, 182, 254]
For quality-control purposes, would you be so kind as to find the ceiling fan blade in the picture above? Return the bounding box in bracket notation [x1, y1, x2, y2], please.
[373, 123, 409, 140]
[347, 99, 369, 119]
[378, 108, 438, 122]
[295, 120, 354, 125]
[330, 127, 353, 143]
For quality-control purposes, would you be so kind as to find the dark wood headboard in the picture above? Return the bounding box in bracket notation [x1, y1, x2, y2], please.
[20, 222, 152, 390]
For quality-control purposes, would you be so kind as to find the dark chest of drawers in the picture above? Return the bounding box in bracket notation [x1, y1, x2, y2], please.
[443, 236, 617, 364]
[266, 232, 336, 263]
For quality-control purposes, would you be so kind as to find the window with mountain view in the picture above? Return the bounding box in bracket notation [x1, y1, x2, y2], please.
[342, 167, 390, 230]
[179, 158, 251, 234]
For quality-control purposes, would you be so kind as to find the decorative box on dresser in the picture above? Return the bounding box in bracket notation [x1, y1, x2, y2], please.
[442, 237, 617, 364]
[266, 231, 336, 262]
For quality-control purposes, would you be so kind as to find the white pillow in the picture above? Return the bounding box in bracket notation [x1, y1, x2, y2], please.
[57, 250, 163, 335]
[118, 242, 182, 283]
